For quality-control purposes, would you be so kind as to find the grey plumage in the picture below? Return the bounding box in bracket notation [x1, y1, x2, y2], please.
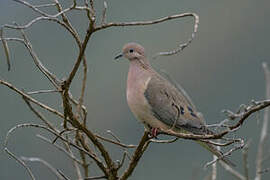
[144, 74, 234, 166]
[144, 74, 208, 134]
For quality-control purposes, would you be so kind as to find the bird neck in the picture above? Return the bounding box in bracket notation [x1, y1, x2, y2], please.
[127, 58, 152, 89]
[130, 57, 151, 70]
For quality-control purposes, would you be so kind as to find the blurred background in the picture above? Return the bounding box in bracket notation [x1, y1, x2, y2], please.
[0, 0, 270, 179]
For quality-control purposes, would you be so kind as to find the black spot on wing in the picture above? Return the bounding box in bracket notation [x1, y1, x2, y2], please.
[188, 106, 197, 118]
[180, 106, 185, 115]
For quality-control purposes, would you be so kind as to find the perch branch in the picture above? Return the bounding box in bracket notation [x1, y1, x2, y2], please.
[161, 99, 270, 140]
[120, 131, 150, 180]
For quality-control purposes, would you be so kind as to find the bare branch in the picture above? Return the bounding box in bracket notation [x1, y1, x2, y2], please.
[20, 156, 65, 180]
[27, 89, 60, 95]
[150, 137, 178, 144]
[117, 151, 128, 170]
[219, 161, 245, 180]
[57, 169, 71, 180]
[95, 12, 197, 31]
[4, 123, 108, 176]
[211, 154, 217, 180]
[0, 37, 25, 43]
[84, 175, 107, 180]
[63, 22, 94, 89]
[12, 0, 50, 17]
[64, 141, 83, 180]
[0, 28, 11, 70]
[0, 79, 64, 118]
[22, 97, 56, 131]
[199, 139, 239, 147]
[161, 99, 270, 140]
[242, 143, 250, 180]
[14, 22, 60, 88]
[255, 62, 270, 180]
[101, 1, 107, 25]
[95, 134, 136, 148]
[215, 137, 245, 180]
[75, 132, 90, 177]
[33, 3, 56, 8]
[76, 52, 88, 124]
[36, 134, 83, 165]
[120, 131, 150, 180]
[205, 139, 245, 168]
[106, 130, 121, 142]
[4, 148, 35, 180]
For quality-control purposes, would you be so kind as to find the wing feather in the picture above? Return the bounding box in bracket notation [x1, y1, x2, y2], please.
[144, 75, 209, 135]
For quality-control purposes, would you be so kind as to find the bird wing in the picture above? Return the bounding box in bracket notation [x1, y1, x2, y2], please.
[144, 75, 235, 166]
[158, 69, 197, 111]
[144, 74, 209, 135]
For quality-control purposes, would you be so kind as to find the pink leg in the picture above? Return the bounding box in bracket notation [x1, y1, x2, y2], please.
[151, 128, 159, 138]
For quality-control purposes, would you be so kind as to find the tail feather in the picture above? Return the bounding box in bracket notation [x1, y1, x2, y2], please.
[197, 140, 235, 167]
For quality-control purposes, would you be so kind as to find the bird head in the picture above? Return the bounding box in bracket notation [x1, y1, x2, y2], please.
[114, 42, 145, 61]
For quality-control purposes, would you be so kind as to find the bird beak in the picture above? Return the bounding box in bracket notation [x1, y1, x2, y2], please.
[114, 53, 123, 60]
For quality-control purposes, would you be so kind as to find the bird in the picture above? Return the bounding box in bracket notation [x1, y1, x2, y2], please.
[114, 42, 234, 166]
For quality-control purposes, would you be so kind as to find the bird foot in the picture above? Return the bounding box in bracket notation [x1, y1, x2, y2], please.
[149, 127, 160, 138]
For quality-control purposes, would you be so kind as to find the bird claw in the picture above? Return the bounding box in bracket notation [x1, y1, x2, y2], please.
[149, 127, 160, 138]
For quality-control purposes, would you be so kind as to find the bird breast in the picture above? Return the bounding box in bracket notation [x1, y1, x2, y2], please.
[126, 63, 153, 123]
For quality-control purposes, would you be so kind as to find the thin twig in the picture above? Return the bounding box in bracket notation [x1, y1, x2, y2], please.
[211, 154, 217, 180]
[211, 139, 221, 180]
[36, 134, 83, 165]
[4, 148, 35, 180]
[27, 89, 59, 95]
[217, 138, 245, 180]
[0, 79, 64, 118]
[95, 134, 136, 148]
[14, 22, 60, 89]
[150, 137, 178, 144]
[101, 1, 107, 25]
[200, 139, 240, 147]
[95, 12, 197, 31]
[22, 97, 56, 131]
[33, 3, 56, 8]
[57, 169, 71, 180]
[76, 50, 88, 124]
[106, 130, 121, 143]
[205, 139, 245, 168]
[255, 62, 270, 180]
[12, 0, 50, 17]
[20, 156, 64, 180]
[219, 161, 245, 180]
[242, 142, 250, 180]
[84, 175, 107, 180]
[0, 28, 11, 70]
[64, 139, 83, 180]
[5, 123, 108, 177]
[76, 132, 90, 177]
[117, 151, 128, 170]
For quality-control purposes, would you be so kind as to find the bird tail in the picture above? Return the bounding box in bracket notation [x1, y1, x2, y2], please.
[196, 140, 235, 167]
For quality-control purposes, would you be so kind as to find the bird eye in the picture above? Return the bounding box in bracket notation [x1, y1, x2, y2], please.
[129, 49, 134, 53]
